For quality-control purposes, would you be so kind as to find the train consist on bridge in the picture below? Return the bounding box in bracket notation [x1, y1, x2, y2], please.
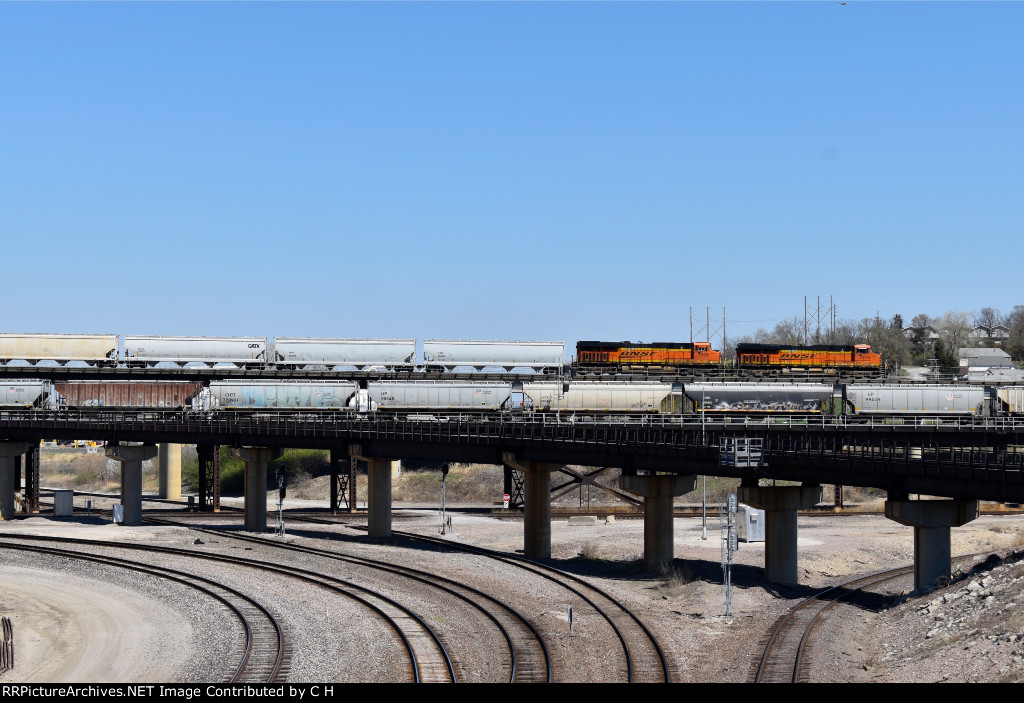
[0, 333, 885, 375]
[2, 378, 1022, 419]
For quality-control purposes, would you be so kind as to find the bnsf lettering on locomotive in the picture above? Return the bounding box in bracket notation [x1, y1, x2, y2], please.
[780, 352, 812, 360]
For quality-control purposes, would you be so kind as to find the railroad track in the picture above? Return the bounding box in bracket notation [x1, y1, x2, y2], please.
[285, 512, 671, 683]
[753, 554, 984, 683]
[0, 532, 454, 683]
[0, 539, 288, 683]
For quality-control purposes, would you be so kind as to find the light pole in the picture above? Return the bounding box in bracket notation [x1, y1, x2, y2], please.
[701, 387, 707, 540]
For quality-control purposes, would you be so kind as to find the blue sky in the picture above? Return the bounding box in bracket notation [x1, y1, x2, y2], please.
[1, 1, 1020, 351]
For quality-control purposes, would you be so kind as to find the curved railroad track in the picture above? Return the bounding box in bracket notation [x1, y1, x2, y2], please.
[0, 539, 287, 683]
[754, 554, 984, 683]
[0, 532, 458, 683]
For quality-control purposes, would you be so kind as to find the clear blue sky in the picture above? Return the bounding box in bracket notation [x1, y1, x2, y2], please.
[2, 1, 1020, 350]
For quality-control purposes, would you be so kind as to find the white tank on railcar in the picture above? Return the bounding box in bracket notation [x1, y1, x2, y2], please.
[272, 338, 415, 368]
[124, 335, 269, 367]
[0, 380, 52, 407]
[0, 334, 118, 365]
[423, 340, 564, 370]
[204, 381, 358, 409]
[367, 380, 512, 411]
[844, 384, 987, 415]
[522, 381, 675, 412]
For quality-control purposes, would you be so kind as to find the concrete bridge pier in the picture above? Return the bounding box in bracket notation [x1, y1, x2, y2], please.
[0, 442, 29, 520]
[885, 499, 980, 590]
[158, 443, 182, 500]
[738, 482, 822, 586]
[350, 445, 399, 538]
[230, 447, 282, 532]
[106, 443, 159, 526]
[504, 453, 561, 559]
[621, 474, 696, 572]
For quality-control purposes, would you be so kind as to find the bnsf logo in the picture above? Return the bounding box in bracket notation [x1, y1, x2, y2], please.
[780, 352, 813, 360]
[621, 351, 655, 358]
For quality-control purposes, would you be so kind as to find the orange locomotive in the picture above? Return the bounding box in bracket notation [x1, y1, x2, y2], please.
[576, 341, 722, 368]
[735, 343, 881, 370]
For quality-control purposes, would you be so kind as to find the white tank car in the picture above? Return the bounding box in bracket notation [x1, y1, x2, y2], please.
[272, 338, 416, 367]
[423, 340, 564, 369]
[0, 334, 118, 365]
[204, 381, 358, 409]
[0, 380, 52, 407]
[845, 384, 987, 415]
[684, 383, 834, 412]
[368, 381, 512, 411]
[522, 381, 676, 412]
[124, 336, 268, 366]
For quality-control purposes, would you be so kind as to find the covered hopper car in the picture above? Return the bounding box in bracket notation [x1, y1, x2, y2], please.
[0, 334, 118, 367]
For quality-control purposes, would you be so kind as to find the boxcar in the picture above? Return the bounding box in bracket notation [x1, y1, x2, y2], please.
[55, 381, 203, 409]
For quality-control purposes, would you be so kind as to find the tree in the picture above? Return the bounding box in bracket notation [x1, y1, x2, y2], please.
[1006, 306, 1024, 361]
[935, 310, 973, 356]
[975, 307, 1005, 329]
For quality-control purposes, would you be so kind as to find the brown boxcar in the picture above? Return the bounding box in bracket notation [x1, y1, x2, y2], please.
[734, 343, 881, 370]
[576, 341, 722, 367]
[55, 381, 203, 408]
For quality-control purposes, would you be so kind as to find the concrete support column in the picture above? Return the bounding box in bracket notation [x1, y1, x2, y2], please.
[366, 458, 398, 538]
[885, 499, 980, 590]
[523, 461, 557, 559]
[158, 444, 182, 500]
[0, 443, 29, 520]
[621, 474, 697, 572]
[105, 444, 158, 527]
[738, 483, 823, 585]
[230, 447, 282, 532]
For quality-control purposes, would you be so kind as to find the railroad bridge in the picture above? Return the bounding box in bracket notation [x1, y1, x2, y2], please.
[2, 410, 1023, 590]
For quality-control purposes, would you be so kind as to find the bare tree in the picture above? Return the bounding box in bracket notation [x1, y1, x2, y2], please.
[935, 310, 974, 354]
[975, 307, 1005, 329]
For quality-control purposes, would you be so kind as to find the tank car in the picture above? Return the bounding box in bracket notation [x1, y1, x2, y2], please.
[0, 334, 118, 367]
[575, 341, 721, 371]
[423, 340, 564, 371]
[123, 336, 269, 368]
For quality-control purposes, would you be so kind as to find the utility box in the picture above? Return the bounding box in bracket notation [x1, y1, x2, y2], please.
[53, 490, 74, 517]
[112, 504, 124, 524]
[735, 504, 765, 542]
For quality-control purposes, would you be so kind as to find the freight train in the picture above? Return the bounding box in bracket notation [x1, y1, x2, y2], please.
[0, 333, 885, 376]
[4, 379, 1019, 418]
[0, 334, 563, 372]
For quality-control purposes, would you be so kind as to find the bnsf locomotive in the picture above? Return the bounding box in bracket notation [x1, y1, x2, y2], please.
[734, 343, 881, 371]
[575, 341, 722, 370]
